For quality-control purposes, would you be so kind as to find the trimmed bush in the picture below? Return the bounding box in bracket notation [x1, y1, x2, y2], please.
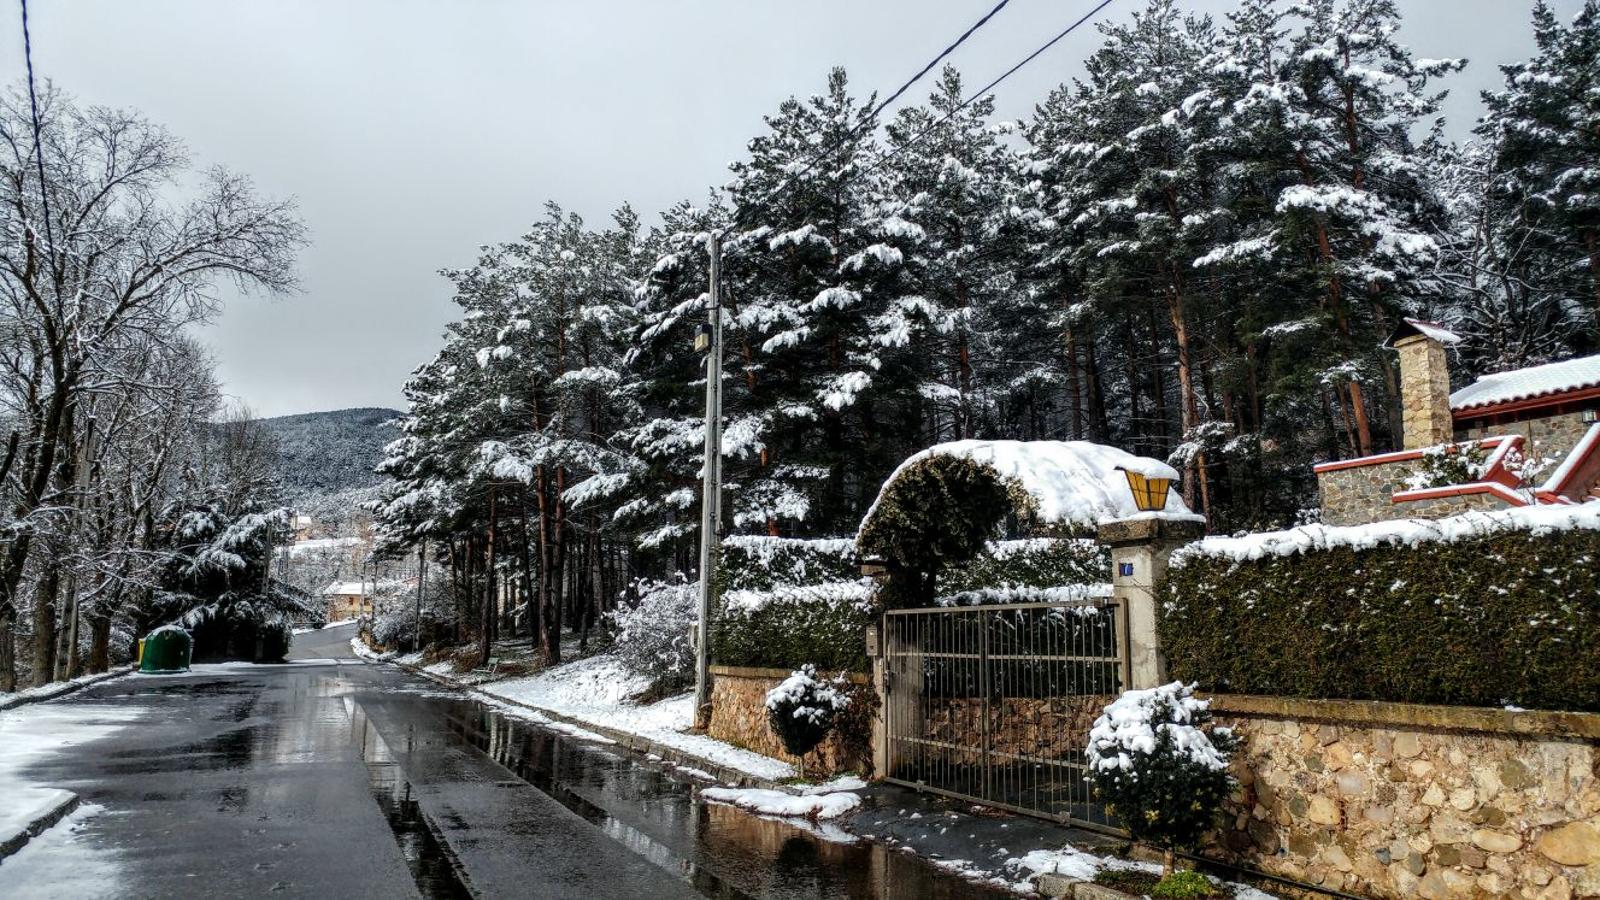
[939, 538, 1108, 596]
[1086, 683, 1237, 876]
[766, 664, 850, 764]
[718, 536, 858, 592]
[858, 454, 1013, 608]
[1163, 525, 1600, 711]
[713, 579, 874, 673]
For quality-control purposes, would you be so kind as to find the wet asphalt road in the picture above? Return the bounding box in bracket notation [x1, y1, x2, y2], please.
[4, 627, 1012, 900]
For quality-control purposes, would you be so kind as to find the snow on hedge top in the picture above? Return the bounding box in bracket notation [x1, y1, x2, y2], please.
[1451, 353, 1600, 412]
[861, 439, 1198, 532]
[1172, 501, 1600, 567]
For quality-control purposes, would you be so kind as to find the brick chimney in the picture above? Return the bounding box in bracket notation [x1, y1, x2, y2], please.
[1387, 319, 1461, 450]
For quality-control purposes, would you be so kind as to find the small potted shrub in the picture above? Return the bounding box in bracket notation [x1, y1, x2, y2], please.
[1086, 682, 1238, 892]
[766, 664, 850, 777]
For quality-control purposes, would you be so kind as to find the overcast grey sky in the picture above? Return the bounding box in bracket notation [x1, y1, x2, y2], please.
[23, 0, 1584, 417]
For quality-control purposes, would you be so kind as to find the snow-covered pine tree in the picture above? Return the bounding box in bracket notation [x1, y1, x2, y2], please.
[1479, 0, 1600, 347]
[723, 67, 891, 533]
[1275, 0, 1464, 457]
[877, 66, 1023, 444]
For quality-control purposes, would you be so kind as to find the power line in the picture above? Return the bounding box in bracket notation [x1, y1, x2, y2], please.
[860, 0, 1118, 181]
[727, 0, 1017, 232]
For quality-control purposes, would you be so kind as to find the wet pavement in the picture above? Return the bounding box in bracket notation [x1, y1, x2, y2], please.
[2, 640, 1017, 899]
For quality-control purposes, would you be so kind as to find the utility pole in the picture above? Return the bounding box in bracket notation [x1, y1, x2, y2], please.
[693, 232, 723, 731]
[416, 539, 427, 653]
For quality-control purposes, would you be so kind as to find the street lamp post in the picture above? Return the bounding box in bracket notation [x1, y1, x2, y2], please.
[692, 232, 723, 731]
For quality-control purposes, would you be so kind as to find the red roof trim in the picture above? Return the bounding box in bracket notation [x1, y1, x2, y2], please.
[1312, 436, 1510, 474]
[1390, 481, 1530, 507]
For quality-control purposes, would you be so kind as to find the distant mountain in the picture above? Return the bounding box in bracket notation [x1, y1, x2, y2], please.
[258, 407, 401, 500]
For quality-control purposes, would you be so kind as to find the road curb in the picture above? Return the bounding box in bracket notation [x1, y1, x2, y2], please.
[392, 660, 788, 791]
[0, 791, 80, 862]
[0, 665, 137, 712]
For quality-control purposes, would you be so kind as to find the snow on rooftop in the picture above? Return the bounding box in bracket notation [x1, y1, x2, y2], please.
[1451, 353, 1600, 413]
[322, 580, 370, 596]
[860, 439, 1200, 534]
[288, 536, 363, 557]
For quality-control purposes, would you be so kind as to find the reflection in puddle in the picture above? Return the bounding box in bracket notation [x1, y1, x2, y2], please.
[353, 704, 475, 899]
[442, 702, 1014, 900]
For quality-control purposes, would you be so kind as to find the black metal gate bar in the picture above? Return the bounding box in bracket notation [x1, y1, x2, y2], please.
[881, 599, 1128, 833]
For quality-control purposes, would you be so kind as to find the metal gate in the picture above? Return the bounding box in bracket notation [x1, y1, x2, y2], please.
[881, 600, 1129, 831]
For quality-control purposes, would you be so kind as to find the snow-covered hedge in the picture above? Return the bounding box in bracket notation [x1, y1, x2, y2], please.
[937, 538, 1108, 601]
[1163, 505, 1600, 711]
[711, 537, 1110, 671]
[717, 536, 859, 593]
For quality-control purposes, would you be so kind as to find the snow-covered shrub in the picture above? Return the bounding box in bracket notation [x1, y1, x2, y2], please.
[371, 585, 453, 653]
[1086, 683, 1237, 875]
[766, 664, 850, 767]
[1404, 441, 1489, 489]
[1164, 505, 1600, 710]
[611, 577, 697, 690]
[857, 454, 1013, 609]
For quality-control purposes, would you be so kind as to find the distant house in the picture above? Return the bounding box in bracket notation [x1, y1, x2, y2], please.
[292, 514, 316, 541]
[1316, 320, 1600, 525]
[322, 580, 372, 621]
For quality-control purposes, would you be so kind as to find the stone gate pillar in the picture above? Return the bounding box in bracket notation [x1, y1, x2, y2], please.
[1096, 517, 1205, 690]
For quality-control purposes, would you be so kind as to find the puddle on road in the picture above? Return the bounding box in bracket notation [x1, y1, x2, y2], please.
[433, 700, 1015, 900]
[358, 719, 475, 900]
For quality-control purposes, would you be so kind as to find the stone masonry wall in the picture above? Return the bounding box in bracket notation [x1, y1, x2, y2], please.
[1317, 460, 1508, 526]
[1206, 698, 1600, 899]
[709, 665, 870, 777]
[1459, 410, 1595, 466]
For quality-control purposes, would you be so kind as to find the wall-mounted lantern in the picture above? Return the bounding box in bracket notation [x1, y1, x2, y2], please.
[1116, 466, 1173, 513]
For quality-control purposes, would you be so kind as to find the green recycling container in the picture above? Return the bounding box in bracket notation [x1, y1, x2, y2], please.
[139, 625, 192, 673]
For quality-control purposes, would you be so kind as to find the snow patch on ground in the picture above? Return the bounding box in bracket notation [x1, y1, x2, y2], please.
[0, 667, 134, 710]
[700, 787, 861, 819]
[349, 636, 397, 662]
[0, 703, 146, 852]
[471, 653, 797, 781]
[0, 803, 119, 897]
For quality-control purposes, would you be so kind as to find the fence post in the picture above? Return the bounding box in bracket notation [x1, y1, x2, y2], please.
[1095, 517, 1205, 690]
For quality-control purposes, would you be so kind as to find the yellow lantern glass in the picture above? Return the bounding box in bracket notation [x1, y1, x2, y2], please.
[1119, 467, 1172, 512]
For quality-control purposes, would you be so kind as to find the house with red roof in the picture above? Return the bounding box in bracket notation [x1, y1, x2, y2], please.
[1315, 320, 1600, 526]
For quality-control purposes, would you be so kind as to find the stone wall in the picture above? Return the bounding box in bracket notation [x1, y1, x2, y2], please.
[1317, 460, 1509, 526]
[1205, 695, 1600, 899]
[1459, 410, 1594, 464]
[912, 695, 1111, 767]
[708, 665, 870, 777]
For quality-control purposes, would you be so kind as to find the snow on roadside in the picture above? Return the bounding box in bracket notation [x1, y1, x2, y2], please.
[471, 653, 797, 782]
[1005, 846, 1278, 899]
[0, 667, 133, 710]
[0, 702, 146, 851]
[700, 787, 861, 819]
[349, 636, 397, 662]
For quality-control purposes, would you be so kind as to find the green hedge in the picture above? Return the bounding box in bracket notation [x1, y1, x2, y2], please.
[712, 580, 873, 672]
[717, 536, 858, 592]
[711, 537, 1110, 671]
[940, 538, 1107, 595]
[1162, 526, 1600, 712]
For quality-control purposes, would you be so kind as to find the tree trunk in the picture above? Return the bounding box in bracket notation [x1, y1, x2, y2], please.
[88, 615, 111, 673]
[31, 559, 60, 687]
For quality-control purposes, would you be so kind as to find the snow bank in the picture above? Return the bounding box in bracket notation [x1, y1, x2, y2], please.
[1172, 501, 1600, 567]
[474, 654, 796, 781]
[0, 702, 147, 852]
[699, 787, 861, 819]
[860, 440, 1200, 534]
